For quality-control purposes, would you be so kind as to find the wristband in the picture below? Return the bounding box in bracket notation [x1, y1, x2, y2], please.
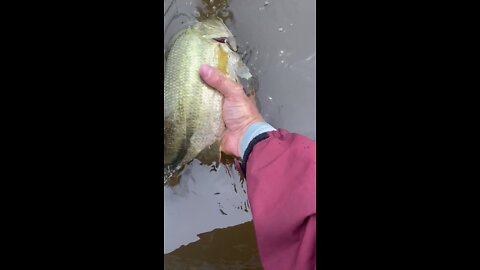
[239, 122, 276, 158]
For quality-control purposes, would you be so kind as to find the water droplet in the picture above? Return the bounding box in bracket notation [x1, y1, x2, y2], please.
[280, 60, 285, 64]
[278, 27, 284, 32]
[259, 6, 265, 11]
[290, 23, 294, 27]
[279, 50, 284, 56]
[305, 53, 316, 61]
[264, 1, 270, 6]
[268, 96, 273, 100]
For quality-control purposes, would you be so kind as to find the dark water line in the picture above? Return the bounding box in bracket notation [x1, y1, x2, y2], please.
[164, 221, 263, 269]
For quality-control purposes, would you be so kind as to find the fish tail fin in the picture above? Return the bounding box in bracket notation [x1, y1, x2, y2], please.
[196, 140, 222, 168]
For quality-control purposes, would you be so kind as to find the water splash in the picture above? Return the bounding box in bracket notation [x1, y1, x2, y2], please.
[195, 0, 233, 22]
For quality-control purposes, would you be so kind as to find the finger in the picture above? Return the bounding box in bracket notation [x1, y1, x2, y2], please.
[199, 64, 245, 98]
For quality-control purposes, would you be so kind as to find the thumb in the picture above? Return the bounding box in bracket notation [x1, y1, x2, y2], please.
[199, 64, 245, 99]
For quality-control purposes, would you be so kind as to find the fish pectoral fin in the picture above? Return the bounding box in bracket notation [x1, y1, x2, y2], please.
[196, 140, 222, 167]
[231, 59, 256, 97]
[237, 75, 257, 98]
[235, 60, 252, 80]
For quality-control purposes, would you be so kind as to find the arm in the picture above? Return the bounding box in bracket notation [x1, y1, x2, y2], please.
[199, 65, 316, 270]
[242, 126, 316, 270]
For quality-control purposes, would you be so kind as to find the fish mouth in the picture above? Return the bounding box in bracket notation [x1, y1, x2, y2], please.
[212, 37, 237, 52]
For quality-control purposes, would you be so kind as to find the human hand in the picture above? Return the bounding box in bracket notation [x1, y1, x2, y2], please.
[199, 64, 264, 157]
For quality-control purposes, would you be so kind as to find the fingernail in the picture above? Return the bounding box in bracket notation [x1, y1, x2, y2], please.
[200, 64, 213, 78]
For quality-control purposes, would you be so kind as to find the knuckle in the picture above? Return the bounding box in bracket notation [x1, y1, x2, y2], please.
[229, 83, 245, 97]
[233, 84, 244, 93]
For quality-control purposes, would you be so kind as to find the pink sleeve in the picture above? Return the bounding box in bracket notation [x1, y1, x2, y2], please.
[245, 129, 316, 270]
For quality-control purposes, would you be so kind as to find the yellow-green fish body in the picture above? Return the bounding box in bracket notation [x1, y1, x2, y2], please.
[164, 18, 251, 184]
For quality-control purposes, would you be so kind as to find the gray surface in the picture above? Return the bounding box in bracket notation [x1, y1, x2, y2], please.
[228, 0, 316, 140]
[164, 0, 316, 254]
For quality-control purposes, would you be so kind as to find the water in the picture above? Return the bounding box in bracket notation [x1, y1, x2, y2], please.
[164, 0, 316, 268]
[164, 160, 252, 254]
[164, 221, 261, 269]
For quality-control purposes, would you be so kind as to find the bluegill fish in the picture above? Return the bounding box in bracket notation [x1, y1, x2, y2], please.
[164, 18, 251, 184]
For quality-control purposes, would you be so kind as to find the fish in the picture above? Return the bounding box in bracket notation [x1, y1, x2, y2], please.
[164, 18, 252, 185]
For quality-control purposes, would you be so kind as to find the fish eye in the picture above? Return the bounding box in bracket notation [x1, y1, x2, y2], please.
[213, 37, 227, 43]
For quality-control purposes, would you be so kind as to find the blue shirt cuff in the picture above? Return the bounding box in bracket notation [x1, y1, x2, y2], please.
[240, 122, 277, 159]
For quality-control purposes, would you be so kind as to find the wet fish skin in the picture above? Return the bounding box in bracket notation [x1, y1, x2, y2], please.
[164, 18, 251, 183]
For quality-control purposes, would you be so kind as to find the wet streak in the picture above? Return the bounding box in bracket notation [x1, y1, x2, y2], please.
[164, 0, 175, 16]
